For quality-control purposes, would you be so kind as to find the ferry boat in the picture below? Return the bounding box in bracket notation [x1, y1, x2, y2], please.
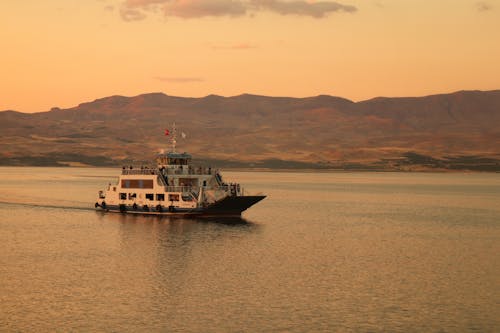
[94, 126, 265, 217]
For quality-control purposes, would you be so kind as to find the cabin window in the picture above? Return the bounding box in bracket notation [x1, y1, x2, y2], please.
[145, 193, 154, 200]
[128, 193, 136, 200]
[156, 194, 165, 201]
[182, 195, 193, 202]
[169, 194, 180, 202]
[121, 179, 153, 189]
[119, 193, 127, 200]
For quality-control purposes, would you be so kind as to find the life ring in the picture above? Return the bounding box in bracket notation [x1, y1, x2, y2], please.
[101, 201, 106, 209]
[156, 205, 162, 212]
[132, 203, 137, 210]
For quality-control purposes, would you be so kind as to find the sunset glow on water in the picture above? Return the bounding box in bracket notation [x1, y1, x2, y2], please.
[1, 168, 499, 331]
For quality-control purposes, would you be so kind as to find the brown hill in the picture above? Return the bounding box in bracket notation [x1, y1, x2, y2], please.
[1, 90, 500, 170]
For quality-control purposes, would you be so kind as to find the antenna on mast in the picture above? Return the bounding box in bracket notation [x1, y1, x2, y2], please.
[171, 122, 177, 153]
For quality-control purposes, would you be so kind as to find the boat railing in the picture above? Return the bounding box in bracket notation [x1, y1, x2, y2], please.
[164, 185, 235, 193]
[219, 184, 241, 196]
[121, 166, 218, 176]
[163, 167, 216, 176]
[165, 186, 198, 193]
[121, 169, 158, 175]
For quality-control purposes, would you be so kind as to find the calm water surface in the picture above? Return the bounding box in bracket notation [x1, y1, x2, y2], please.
[0, 167, 499, 332]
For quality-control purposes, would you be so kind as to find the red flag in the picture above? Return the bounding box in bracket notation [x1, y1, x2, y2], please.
[164, 129, 169, 136]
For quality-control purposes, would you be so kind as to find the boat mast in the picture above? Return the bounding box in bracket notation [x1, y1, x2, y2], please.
[171, 122, 177, 153]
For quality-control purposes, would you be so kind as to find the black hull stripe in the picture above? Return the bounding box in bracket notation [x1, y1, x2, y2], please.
[96, 195, 265, 217]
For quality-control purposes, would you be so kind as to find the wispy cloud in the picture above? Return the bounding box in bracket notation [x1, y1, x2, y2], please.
[476, 1, 493, 12]
[120, 0, 166, 20]
[120, 7, 148, 21]
[165, 0, 248, 18]
[153, 76, 205, 83]
[118, 0, 357, 21]
[252, 0, 356, 18]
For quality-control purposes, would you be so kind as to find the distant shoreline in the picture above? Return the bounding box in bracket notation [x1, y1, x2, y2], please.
[1, 151, 499, 172]
[0, 164, 498, 173]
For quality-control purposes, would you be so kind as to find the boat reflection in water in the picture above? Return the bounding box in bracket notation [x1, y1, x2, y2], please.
[97, 210, 254, 226]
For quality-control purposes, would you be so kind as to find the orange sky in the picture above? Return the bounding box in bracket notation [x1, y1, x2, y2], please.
[1, 0, 499, 112]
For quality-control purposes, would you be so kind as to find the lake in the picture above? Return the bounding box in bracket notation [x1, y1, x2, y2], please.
[0, 167, 499, 332]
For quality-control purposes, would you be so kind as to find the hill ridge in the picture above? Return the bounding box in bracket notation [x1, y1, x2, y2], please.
[1, 90, 499, 170]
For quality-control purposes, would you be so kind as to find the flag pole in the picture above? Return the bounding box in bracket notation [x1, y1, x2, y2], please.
[171, 122, 177, 153]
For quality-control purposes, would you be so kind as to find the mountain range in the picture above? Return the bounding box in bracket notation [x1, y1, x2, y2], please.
[1, 90, 500, 171]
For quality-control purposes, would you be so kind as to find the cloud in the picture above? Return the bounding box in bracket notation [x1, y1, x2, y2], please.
[476, 1, 493, 12]
[118, 0, 357, 21]
[165, 0, 248, 18]
[120, 7, 148, 21]
[154, 76, 205, 83]
[124, 0, 167, 7]
[120, 0, 167, 20]
[252, 0, 357, 18]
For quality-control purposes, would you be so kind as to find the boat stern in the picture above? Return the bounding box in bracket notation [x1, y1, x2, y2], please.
[95, 190, 107, 209]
